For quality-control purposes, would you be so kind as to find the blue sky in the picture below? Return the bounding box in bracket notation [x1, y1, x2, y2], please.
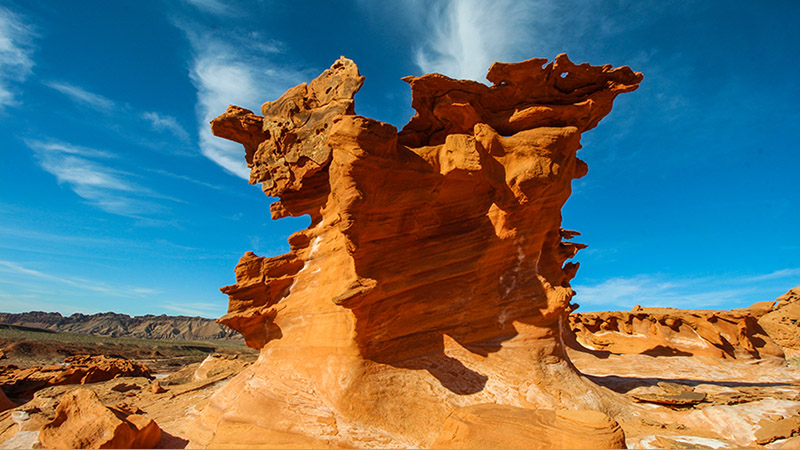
[0, 0, 798, 317]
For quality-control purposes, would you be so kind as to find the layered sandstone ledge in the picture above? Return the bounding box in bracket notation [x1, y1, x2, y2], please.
[759, 286, 800, 358]
[568, 286, 800, 362]
[569, 304, 785, 361]
[196, 55, 642, 448]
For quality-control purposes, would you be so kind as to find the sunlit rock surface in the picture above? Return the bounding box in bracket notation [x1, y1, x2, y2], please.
[0, 355, 151, 400]
[195, 55, 642, 448]
[568, 304, 786, 361]
[38, 388, 160, 449]
[758, 286, 800, 359]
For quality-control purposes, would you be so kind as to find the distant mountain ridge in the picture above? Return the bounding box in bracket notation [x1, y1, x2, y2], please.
[0, 311, 242, 341]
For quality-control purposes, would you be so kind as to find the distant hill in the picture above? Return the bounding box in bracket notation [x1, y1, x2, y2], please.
[0, 311, 242, 341]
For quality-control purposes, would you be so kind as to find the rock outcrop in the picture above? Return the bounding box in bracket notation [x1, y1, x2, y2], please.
[196, 55, 642, 448]
[38, 388, 161, 449]
[0, 355, 151, 400]
[754, 415, 800, 445]
[758, 286, 800, 358]
[568, 296, 789, 362]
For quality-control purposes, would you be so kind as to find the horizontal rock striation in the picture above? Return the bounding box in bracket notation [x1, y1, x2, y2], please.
[568, 300, 788, 362]
[197, 55, 642, 448]
[758, 286, 800, 358]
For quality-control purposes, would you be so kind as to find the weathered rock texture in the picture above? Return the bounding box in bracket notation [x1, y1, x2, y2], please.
[196, 55, 642, 448]
[568, 305, 785, 361]
[431, 405, 626, 449]
[758, 286, 800, 358]
[0, 355, 151, 400]
[38, 388, 161, 449]
[754, 415, 800, 445]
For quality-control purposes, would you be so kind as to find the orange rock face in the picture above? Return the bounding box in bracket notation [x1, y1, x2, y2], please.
[38, 388, 161, 449]
[758, 286, 800, 358]
[0, 355, 151, 400]
[568, 302, 787, 362]
[431, 405, 626, 449]
[197, 55, 642, 448]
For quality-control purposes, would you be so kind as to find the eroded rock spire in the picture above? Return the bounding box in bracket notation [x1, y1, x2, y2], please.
[196, 55, 643, 448]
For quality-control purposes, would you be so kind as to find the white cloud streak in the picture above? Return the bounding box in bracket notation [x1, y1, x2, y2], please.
[190, 52, 258, 179]
[163, 302, 223, 318]
[0, 259, 157, 298]
[0, 6, 36, 110]
[44, 82, 193, 150]
[0, 290, 87, 315]
[148, 168, 228, 192]
[178, 19, 309, 179]
[413, 0, 542, 81]
[26, 140, 114, 159]
[46, 81, 116, 111]
[573, 269, 800, 312]
[741, 268, 800, 283]
[142, 111, 191, 143]
[26, 139, 180, 218]
[183, 0, 233, 16]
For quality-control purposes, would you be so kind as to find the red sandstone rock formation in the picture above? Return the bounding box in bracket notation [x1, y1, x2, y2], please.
[0, 355, 151, 400]
[568, 297, 789, 362]
[38, 388, 161, 449]
[197, 55, 642, 448]
[759, 286, 800, 358]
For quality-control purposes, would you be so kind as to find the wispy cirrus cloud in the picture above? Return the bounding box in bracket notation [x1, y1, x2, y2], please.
[175, 7, 310, 179]
[741, 268, 800, 283]
[26, 139, 182, 219]
[0, 259, 160, 298]
[45, 81, 116, 111]
[163, 302, 224, 318]
[43, 80, 193, 153]
[0, 290, 88, 315]
[573, 268, 800, 312]
[413, 0, 545, 81]
[141, 111, 191, 143]
[26, 140, 114, 159]
[189, 48, 262, 179]
[0, 6, 36, 110]
[183, 0, 234, 16]
[148, 168, 229, 192]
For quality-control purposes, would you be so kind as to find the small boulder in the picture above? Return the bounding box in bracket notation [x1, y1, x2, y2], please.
[110, 382, 140, 393]
[38, 388, 161, 449]
[631, 391, 706, 407]
[755, 415, 800, 445]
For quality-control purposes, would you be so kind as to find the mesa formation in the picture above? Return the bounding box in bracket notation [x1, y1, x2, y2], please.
[1, 56, 798, 449]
